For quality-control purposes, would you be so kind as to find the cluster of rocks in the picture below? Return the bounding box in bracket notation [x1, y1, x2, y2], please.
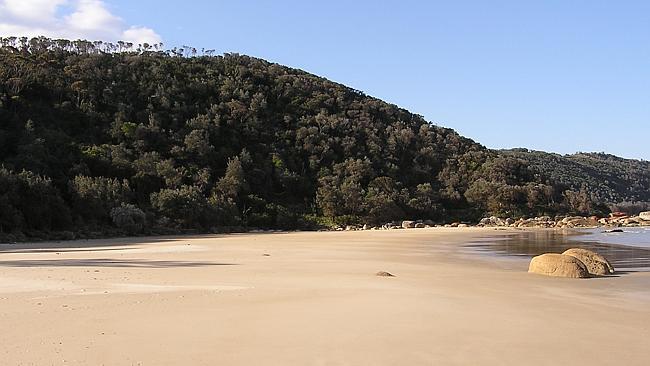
[597, 211, 650, 227]
[334, 211, 650, 231]
[479, 211, 650, 229]
[528, 248, 615, 278]
[336, 219, 474, 231]
[336, 219, 434, 231]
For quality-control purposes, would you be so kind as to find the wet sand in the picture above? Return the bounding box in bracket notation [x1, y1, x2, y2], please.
[1, 228, 649, 365]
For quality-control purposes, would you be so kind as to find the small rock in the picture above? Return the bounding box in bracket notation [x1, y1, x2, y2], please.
[376, 271, 395, 277]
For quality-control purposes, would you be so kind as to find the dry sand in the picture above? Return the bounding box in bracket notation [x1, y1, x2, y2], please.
[0, 228, 648, 365]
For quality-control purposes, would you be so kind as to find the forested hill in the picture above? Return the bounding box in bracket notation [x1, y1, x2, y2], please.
[0, 37, 647, 239]
[500, 149, 650, 206]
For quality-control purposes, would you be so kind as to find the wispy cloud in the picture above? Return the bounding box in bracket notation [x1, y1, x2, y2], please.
[0, 0, 162, 44]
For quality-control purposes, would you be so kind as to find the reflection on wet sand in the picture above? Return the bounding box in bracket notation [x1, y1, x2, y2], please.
[467, 230, 650, 271]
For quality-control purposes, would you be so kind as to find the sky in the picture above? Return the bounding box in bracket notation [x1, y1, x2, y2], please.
[1, 1, 649, 160]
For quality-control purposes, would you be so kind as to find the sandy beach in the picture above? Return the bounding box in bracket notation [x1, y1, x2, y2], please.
[1, 228, 649, 365]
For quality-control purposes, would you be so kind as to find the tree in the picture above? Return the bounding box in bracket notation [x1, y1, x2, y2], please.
[110, 204, 146, 234]
[213, 156, 246, 201]
[70, 176, 131, 224]
[364, 177, 406, 224]
[150, 185, 214, 228]
[0, 168, 71, 233]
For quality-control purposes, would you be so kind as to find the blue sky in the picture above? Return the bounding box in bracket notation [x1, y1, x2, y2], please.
[2, 1, 649, 159]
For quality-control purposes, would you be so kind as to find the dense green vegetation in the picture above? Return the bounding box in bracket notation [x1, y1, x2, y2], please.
[1, 37, 648, 241]
[500, 149, 650, 203]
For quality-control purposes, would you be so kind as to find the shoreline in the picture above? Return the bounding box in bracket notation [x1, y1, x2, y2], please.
[4, 211, 649, 245]
[1, 228, 649, 365]
[0, 225, 604, 247]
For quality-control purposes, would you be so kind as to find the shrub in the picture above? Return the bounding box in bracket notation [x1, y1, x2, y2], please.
[150, 185, 215, 228]
[110, 204, 146, 234]
[71, 175, 131, 224]
[0, 168, 71, 232]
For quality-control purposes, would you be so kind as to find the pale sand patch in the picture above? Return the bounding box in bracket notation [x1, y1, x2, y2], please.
[120, 244, 208, 254]
[0, 277, 80, 293]
[0, 228, 648, 365]
[82, 283, 250, 295]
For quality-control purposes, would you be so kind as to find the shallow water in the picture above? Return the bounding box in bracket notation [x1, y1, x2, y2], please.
[468, 229, 650, 271]
[575, 227, 650, 248]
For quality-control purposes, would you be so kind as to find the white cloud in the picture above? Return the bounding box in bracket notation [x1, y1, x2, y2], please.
[122, 26, 161, 45]
[0, 0, 162, 44]
[2, 0, 68, 24]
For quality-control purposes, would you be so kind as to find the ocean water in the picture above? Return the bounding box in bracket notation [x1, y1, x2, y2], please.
[467, 228, 650, 271]
[573, 227, 650, 249]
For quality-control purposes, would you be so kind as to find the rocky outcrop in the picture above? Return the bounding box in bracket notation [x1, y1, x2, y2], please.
[528, 253, 590, 278]
[600, 213, 650, 227]
[562, 248, 615, 275]
[337, 212, 648, 232]
[477, 213, 650, 229]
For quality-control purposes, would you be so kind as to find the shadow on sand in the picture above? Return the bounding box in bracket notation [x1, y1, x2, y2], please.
[0, 232, 288, 254]
[0, 258, 236, 268]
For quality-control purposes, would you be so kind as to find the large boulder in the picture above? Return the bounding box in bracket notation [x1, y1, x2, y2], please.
[480, 216, 506, 226]
[528, 253, 590, 278]
[562, 216, 591, 227]
[401, 220, 415, 229]
[517, 219, 537, 228]
[479, 217, 492, 225]
[639, 211, 650, 221]
[562, 248, 615, 275]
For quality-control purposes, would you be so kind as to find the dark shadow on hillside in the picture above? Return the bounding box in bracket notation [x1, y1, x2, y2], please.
[0, 258, 236, 268]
